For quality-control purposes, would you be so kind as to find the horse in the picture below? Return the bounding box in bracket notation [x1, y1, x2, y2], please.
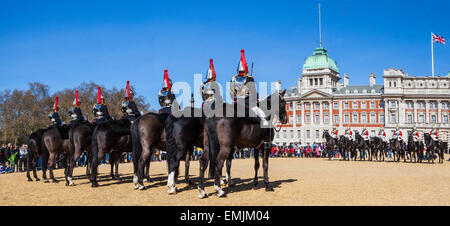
[355, 132, 369, 161]
[164, 107, 205, 194]
[26, 128, 47, 182]
[89, 119, 132, 187]
[390, 138, 405, 162]
[41, 125, 71, 183]
[65, 122, 95, 186]
[322, 131, 337, 160]
[198, 90, 287, 198]
[370, 136, 386, 161]
[406, 132, 418, 163]
[423, 133, 444, 164]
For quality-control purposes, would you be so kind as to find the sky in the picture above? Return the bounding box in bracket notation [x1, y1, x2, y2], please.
[0, 0, 449, 110]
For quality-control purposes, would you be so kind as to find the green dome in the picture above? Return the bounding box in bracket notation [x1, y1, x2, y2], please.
[303, 47, 339, 73]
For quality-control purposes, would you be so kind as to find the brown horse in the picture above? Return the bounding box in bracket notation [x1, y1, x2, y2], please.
[41, 125, 71, 183]
[198, 90, 287, 198]
[66, 122, 95, 186]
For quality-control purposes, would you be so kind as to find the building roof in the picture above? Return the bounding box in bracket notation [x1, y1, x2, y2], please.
[303, 47, 339, 73]
[333, 85, 384, 95]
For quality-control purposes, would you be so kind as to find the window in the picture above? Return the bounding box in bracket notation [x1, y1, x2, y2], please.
[310, 79, 313, 86]
[353, 102, 358, 109]
[316, 130, 320, 139]
[430, 102, 437, 109]
[370, 113, 376, 123]
[444, 115, 449, 123]
[407, 102, 414, 109]
[320, 78, 323, 85]
[314, 114, 320, 124]
[353, 113, 359, 123]
[314, 78, 318, 86]
[431, 115, 437, 123]
[306, 130, 310, 139]
[344, 102, 349, 109]
[380, 114, 385, 123]
[306, 114, 311, 123]
[282, 130, 287, 139]
[407, 115, 413, 124]
[314, 103, 320, 109]
[289, 103, 293, 110]
[419, 114, 424, 123]
[390, 101, 397, 108]
[333, 102, 339, 109]
[370, 101, 375, 109]
[297, 115, 301, 123]
[324, 114, 329, 123]
[419, 102, 425, 109]
[391, 113, 397, 123]
[344, 114, 350, 123]
[297, 103, 301, 110]
[334, 114, 339, 123]
[298, 130, 301, 139]
[289, 115, 293, 124]
[290, 130, 294, 139]
[361, 113, 367, 123]
[305, 103, 311, 110]
[324, 102, 329, 109]
[361, 102, 367, 109]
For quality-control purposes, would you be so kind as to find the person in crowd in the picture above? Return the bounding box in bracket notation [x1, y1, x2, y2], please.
[18, 144, 28, 172]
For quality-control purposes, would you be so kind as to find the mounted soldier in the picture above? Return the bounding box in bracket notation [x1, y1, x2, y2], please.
[230, 49, 269, 127]
[430, 126, 439, 142]
[344, 128, 353, 141]
[412, 126, 420, 143]
[378, 127, 387, 143]
[330, 127, 338, 141]
[158, 69, 177, 114]
[121, 80, 141, 123]
[48, 96, 62, 128]
[361, 127, 370, 142]
[200, 59, 221, 112]
[93, 86, 112, 124]
[68, 90, 85, 127]
[392, 125, 403, 142]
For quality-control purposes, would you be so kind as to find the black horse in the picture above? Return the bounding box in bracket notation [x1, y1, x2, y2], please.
[41, 125, 71, 183]
[390, 138, 405, 162]
[26, 128, 47, 182]
[423, 133, 444, 164]
[90, 119, 132, 187]
[198, 90, 287, 198]
[322, 131, 338, 160]
[355, 132, 369, 161]
[66, 122, 95, 186]
[406, 132, 418, 163]
[370, 136, 386, 161]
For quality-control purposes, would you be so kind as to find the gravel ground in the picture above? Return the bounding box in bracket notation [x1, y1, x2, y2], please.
[1, 155, 449, 206]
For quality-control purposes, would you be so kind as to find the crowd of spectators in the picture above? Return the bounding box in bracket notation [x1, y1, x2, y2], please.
[0, 143, 29, 174]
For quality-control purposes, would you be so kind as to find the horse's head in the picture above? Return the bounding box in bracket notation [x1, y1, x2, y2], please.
[278, 89, 288, 124]
[263, 89, 287, 124]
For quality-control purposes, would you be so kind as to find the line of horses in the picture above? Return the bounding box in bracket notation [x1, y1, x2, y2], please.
[322, 131, 447, 164]
[24, 90, 288, 198]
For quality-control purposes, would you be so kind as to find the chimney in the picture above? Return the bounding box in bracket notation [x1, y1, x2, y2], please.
[369, 73, 376, 86]
[275, 79, 281, 92]
[344, 73, 349, 87]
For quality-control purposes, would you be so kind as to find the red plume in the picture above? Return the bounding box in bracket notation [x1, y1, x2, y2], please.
[209, 59, 216, 80]
[75, 90, 79, 106]
[54, 96, 58, 111]
[239, 49, 248, 75]
[97, 86, 102, 104]
[126, 80, 130, 99]
[163, 69, 171, 89]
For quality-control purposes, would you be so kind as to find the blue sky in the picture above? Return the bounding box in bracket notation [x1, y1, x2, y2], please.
[0, 0, 449, 109]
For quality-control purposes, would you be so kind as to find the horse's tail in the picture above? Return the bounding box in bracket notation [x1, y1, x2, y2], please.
[164, 115, 178, 173]
[131, 117, 142, 174]
[206, 121, 219, 179]
[90, 125, 100, 170]
[40, 129, 49, 171]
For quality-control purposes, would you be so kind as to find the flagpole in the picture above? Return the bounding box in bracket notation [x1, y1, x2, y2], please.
[431, 32, 434, 77]
[319, 3, 322, 47]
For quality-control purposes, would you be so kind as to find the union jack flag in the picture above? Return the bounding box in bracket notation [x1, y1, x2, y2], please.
[432, 33, 445, 45]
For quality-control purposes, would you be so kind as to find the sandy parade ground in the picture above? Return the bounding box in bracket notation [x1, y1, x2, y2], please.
[1, 156, 449, 206]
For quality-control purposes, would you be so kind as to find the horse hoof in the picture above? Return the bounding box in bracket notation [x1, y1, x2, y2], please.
[44, 179, 49, 183]
[253, 186, 259, 190]
[228, 180, 235, 187]
[143, 178, 148, 183]
[133, 184, 140, 190]
[217, 190, 226, 197]
[220, 179, 227, 185]
[28, 178, 33, 182]
[35, 178, 40, 182]
[138, 185, 146, 190]
[91, 182, 99, 188]
[168, 186, 177, 195]
[265, 187, 274, 192]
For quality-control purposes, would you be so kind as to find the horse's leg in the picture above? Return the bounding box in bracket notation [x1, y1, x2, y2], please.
[26, 154, 33, 181]
[90, 148, 104, 187]
[32, 153, 40, 181]
[222, 149, 234, 186]
[197, 145, 209, 199]
[48, 152, 58, 183]
[109, 153, 116, 179]
[114, 153, 121, 180]
[168, 144, 186, 195]
[185, 149, 193, 185]
[214, 144, 232, 198]
[42, 149, 49, 183]
[253, 149, 260, 189]
[144, 157, 151, 182]
[136, 147, 152, 190]
[262, 148, 273, 191]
